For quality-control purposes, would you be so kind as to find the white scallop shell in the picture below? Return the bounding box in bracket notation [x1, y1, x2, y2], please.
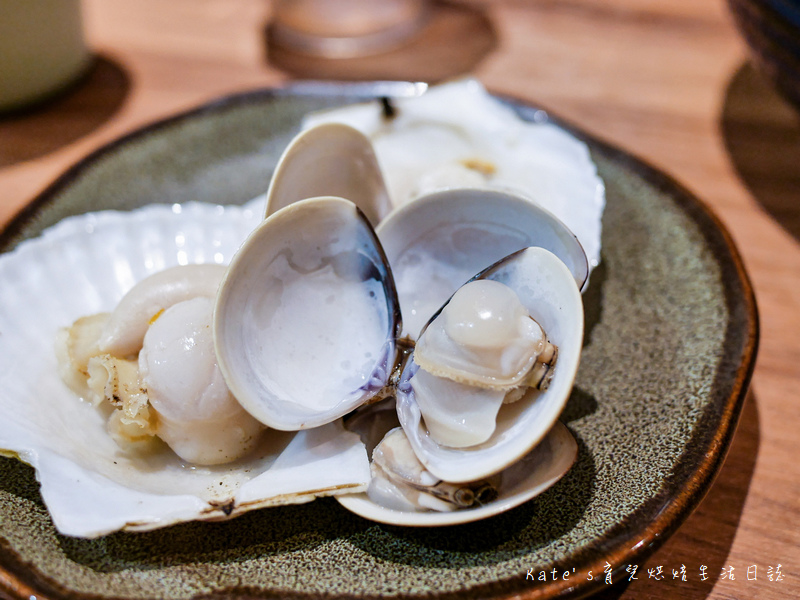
[303, 78, 605, 271]
[0, 200, 371, 538]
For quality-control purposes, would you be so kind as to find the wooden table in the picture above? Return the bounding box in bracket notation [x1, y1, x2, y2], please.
[1, 1, 797, 599]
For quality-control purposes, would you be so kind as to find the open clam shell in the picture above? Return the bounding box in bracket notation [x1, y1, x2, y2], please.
[375, 188, 588, 338]
[264, 122, 393, 228]
[395, 246, 584, 483]
[337, 420, 578, 526]
[215, 196, 402, 431]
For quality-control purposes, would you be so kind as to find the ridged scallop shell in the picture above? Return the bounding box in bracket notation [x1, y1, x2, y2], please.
[0, 201, 371, 538]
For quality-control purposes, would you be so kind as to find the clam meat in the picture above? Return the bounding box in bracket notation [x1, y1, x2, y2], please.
[57, 264, 266, 465]
[408, 278, 559, 449]
[395, 247, 584, 484]
[414, 278, 557, 391]
[367, 427, 499, 512]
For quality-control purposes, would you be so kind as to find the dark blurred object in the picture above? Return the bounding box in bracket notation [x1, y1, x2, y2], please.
[269, 0, 429, 58]
[728, 0, 800, 110]
[267, 1, 497, 82]
[722, 62, 800, 241]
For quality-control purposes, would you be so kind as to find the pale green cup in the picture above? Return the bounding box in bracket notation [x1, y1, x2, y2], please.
[0, 0, 91, 111]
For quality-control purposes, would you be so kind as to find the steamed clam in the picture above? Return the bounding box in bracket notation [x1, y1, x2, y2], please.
[349, 253, 580, 516]
[215, 196, 401, 430]
[340, 420, 578, 526]
[375, 187, 588, 337]
[215, 191, 585, 514]
[367, 427, 500, 512]
[211, 101, 590, 515]
[395, 247, 584, 485]
[0, 79, 604, 536]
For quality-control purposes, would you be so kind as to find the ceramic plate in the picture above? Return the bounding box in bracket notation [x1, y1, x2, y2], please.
[0, 83, 757, 600]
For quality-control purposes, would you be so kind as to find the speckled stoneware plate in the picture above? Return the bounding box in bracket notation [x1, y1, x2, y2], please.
[0, 83, 758, 600]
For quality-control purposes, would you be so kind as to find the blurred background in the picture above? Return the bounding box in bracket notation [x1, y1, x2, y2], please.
[2, 0, 799, 244]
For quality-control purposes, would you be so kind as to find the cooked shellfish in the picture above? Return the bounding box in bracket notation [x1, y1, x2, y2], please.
[395, 247, 584, 484]
[375, 188, 588, 338]
[215, 195, 583, 511]
[57, 264, 266, 465]
[214, 196, 401, 431]
[0, 203, 372, 538]
[0, 78, 604, 535]
[367, 427, 499, 512]
[412, 278, 557, 392]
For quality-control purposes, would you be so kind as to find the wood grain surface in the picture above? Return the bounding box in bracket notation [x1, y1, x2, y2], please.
[1, 1, 798, 599]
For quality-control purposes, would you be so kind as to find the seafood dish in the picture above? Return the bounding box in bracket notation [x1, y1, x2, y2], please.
[0, 79, 604, 537]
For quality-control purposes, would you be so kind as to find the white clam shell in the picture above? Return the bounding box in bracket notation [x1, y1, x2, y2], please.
[376, 187, 588, 338]
[215, 196, 401, 431]
[337, 420, 578, 526]
[396, 247, 584, 483]
[0, 201, 371, 538]
[265, 122, 393, 227]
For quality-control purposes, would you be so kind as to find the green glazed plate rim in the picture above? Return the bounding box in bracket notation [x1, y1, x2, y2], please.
[0, 82, 759, 600]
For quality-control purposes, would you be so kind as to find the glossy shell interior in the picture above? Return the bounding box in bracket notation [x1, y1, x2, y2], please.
[375, 187, 588, 338]
[215, 196, 401, 430]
